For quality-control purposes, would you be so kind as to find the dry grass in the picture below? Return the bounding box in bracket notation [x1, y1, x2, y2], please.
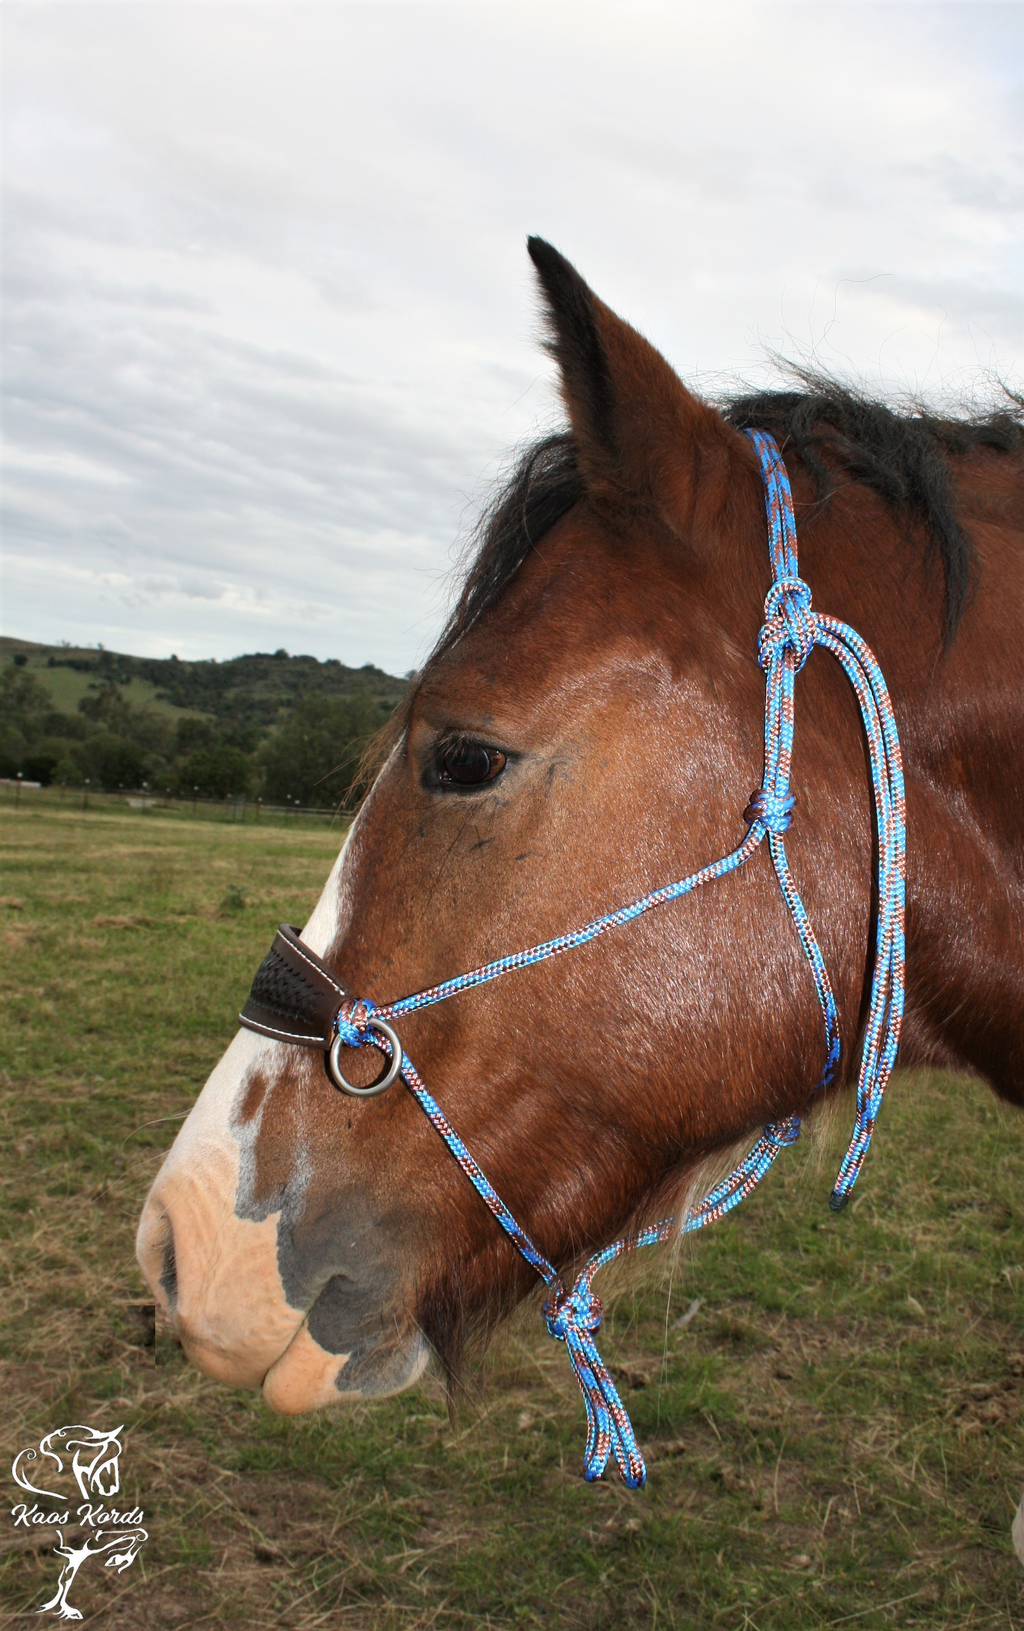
[1, 803, 1023, 1628]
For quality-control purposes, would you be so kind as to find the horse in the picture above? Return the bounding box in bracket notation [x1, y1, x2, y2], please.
[136, 237, 1023, 1479]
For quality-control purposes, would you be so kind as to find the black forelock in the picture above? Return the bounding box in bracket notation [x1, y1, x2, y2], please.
[431, 433, 583, 664]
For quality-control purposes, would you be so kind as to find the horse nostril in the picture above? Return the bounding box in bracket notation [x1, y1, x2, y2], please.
[160, 1232, 178, 1309]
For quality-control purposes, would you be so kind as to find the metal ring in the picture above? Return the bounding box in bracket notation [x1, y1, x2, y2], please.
[326, 1018, 403, 1097]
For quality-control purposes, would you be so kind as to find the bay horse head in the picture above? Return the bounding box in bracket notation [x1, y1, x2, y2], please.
[136, 239, 1024, 1455]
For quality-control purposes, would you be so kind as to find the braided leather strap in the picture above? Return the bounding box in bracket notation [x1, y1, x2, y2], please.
[239, 924, 346, 1047]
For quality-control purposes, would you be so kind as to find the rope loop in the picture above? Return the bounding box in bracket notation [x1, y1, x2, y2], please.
[335, 996, 378, 1049]
[758, 575, 816, 671]
[542, 1273, 646, 1486]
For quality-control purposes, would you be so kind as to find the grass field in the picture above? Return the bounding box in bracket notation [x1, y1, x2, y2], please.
[0, 783, 350, 827]
[0, 641, 194, 718]
[1, 805, 1022, 1630]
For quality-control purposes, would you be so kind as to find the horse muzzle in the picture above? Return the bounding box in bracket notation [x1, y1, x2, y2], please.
[136, 1167, 427, 1410]
[135, 1028, 427, 1411]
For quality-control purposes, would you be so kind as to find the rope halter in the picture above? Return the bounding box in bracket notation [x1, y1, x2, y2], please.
[240, 430, 907, 1488]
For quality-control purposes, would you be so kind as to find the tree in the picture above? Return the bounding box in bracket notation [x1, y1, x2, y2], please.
[23, 751, 60, 786]
[1, 663, 52, 738]
[174, 746, 253, 799]
[0, 663, 53, 768]
[78, 685, 173, 757]
[77, 733, 146, 791]
[260, 692, 391, 808]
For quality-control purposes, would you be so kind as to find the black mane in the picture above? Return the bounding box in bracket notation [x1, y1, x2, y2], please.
[725, 381, 1022, 639]
[433, 383, 1022, 659]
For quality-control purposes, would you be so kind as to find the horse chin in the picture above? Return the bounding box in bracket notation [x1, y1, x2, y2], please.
[261, 1321, 429, 1415]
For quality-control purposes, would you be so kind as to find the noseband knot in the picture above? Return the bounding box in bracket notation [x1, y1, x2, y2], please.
[327, 998, 404, 1097]
[544, 1282, 604, 1341]
[758, 575, 815, 671]
[743, 788, 796, 834]
[335, 997, 377, 1049]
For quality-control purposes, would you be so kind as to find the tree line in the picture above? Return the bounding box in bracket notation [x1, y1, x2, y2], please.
[0, 646, 407, 808]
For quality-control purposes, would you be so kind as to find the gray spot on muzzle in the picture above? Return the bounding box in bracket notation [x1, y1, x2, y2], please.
[334, 1334, 425, 1396]
[306, 1271, 377, 1353]
[231, 1061, 412, 1339]
[307, 1275, 424, 1395]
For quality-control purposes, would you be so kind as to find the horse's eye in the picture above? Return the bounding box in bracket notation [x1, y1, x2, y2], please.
[437, 740, 507, 787]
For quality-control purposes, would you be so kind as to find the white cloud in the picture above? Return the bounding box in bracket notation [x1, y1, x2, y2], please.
[2, 1, 1020, 669]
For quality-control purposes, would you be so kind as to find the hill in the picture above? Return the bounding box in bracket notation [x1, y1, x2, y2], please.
[0, 636, 409, 806]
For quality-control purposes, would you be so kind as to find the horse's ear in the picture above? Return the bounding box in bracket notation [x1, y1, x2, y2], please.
[526, 236, 732, 533]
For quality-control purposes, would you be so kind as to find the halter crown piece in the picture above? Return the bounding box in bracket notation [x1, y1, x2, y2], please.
[240, 431, 907, 1489]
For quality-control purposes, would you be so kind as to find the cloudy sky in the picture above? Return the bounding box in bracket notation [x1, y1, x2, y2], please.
[2, 2, 1021, 674]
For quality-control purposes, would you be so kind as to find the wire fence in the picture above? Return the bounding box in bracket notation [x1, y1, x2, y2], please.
[0, 780, 350, 830]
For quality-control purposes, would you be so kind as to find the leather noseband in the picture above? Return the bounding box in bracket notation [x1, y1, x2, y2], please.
[239, 924, 347, 1048]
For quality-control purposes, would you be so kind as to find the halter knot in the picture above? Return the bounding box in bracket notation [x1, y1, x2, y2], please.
[543, 1269, 646, 1487]
[758, 576, 815, 672]
[743, 788, 795, 835]
[764, 1117, 801, 1150]
[335, 997, 378, 1049]
[544, 1281, 603, 1341]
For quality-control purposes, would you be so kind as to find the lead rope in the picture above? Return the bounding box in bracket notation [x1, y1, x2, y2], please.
[333, 430, 907, 1487]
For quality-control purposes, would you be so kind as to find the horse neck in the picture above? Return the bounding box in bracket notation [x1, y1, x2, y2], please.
[790, 451, 1024, 1102]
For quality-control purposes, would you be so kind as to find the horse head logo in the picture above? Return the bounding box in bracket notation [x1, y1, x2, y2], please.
[11, 1425, 123, 1502]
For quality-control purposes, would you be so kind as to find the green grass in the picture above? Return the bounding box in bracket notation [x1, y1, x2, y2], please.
[0, 783, 345, 826]
[1, 805, 1022, 1629]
